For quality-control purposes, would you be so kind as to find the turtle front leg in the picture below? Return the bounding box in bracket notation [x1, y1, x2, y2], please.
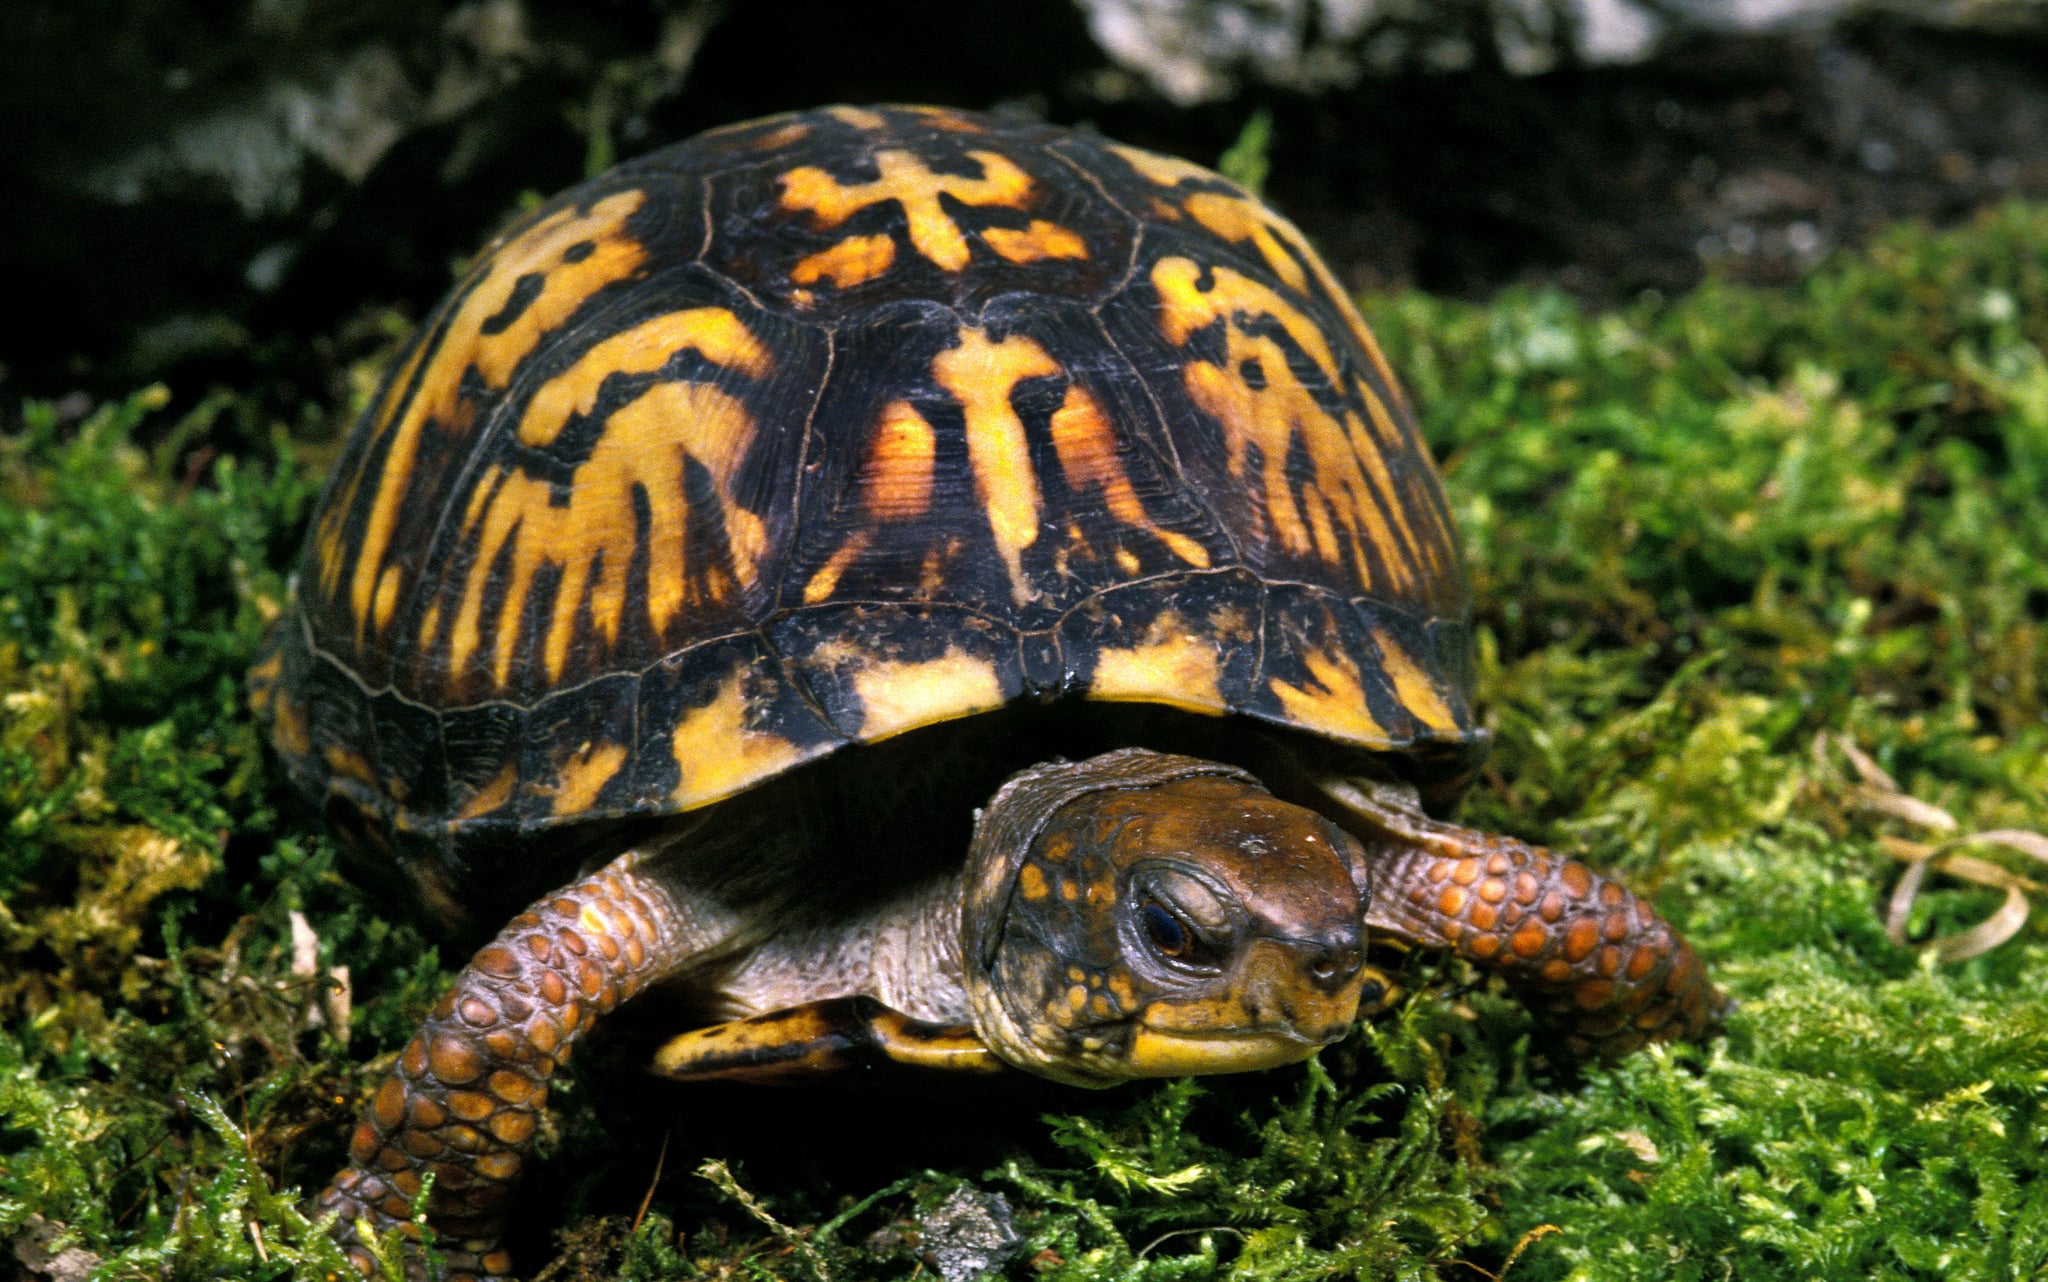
[316, 848, 700, 1282]
[1320, 778, 1729, 1059]
[651, 995, 1010, 1083]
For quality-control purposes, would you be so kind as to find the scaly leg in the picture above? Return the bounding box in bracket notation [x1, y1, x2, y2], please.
[315, 848, 698, 1282]
[1323, 778, 1729, 1058]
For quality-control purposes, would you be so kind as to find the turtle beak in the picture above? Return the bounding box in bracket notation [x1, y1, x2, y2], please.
[1122, 936, 1367, 1077]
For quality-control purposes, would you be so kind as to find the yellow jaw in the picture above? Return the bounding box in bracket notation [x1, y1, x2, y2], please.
[1124, 1027, 1328, 1077]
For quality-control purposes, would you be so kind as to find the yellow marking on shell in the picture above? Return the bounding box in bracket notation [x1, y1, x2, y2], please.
[981, 220, 1088, 264]
[753, 121, 812, 150]
[372, 565, 402, 633]
[324, 744, 378, 788]
[1090, 621, 1227, 714]
[1110, 139, 1413, 433]
[778, 148, 1037, 273]
[863, 400, 938, 520]
[852, 649, 1008, 741]
[337, 191, 647, 640]
[549, 741, 628, 817]
[1181, 191, 1308, 292]
[1019, 863, 1050, 901]
[449, 376, 764, 688]
[417, 598, 443, 654]
[1360, 389, 1453, 583]
[790, 233, 897, 289]
[1374, 628, 1459, 733]
[801, 530, 873, 606]
[515, 308, 770, 449]
[270, 689, 312, 759]
[827, 105, 889, 130]
[671, 671, 809, 810]
[1108, 143, 1220, 192]
[1273, 208, 1410, 405]
[1153, 255, 1422, 594]
[932, 327, 1058, 603]
[455, 762, 519, 821]
[315, 334, 430, 605]
[1047, 383, 1209, 568]
[1268, 647, 1392, 747]
[908, 105, 988, 132]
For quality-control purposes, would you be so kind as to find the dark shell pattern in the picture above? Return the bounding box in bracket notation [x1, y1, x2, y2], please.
[252, 104, 1479, 902]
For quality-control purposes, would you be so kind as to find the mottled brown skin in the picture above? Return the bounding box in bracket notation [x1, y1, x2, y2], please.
[317, 750, 1723, 1281]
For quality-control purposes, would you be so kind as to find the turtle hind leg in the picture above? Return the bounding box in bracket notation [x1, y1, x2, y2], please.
[652, 996, 1008, 1083]
[1322, 778, 1730, 1060]
[315, 848, 706, 1282]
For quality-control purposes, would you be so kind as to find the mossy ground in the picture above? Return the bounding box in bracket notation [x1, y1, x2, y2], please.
[3, 202, 2046, 1281]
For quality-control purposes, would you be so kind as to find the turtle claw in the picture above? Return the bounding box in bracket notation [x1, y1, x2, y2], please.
[313, 1172, 514, 1282]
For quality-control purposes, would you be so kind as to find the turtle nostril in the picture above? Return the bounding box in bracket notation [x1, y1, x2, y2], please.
[1306, 944, 1364, 984]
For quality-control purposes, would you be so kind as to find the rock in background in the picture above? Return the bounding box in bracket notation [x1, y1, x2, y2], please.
[3, 0, 2046, 414]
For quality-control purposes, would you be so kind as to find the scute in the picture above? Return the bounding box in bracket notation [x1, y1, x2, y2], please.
[260, 104, 1480, 919]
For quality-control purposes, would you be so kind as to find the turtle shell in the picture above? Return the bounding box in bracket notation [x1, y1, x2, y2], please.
[252, 104, 1482, 921]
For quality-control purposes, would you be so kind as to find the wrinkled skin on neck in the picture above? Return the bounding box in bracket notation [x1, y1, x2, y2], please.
[961, 750, 1374, 1087]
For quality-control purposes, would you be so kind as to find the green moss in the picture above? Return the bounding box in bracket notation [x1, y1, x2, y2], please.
[4, 204, 2046, 1280]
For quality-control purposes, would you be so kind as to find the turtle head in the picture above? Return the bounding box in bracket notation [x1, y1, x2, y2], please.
[961, 749, 1380, 1087]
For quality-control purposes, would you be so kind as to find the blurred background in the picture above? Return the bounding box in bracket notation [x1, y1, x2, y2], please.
[8, 0, 2048, 421]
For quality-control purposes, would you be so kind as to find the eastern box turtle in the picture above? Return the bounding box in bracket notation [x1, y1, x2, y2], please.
[251, 103, 1727, 1280]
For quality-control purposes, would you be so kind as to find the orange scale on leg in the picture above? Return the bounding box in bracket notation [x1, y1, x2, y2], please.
[373, 1078, 408, 1131]
[428, 1035, 485, 1084]
[350, 1122, 381, 1164]
[1563, 918, 1600, 962]
[408, 1097, 447, 1129]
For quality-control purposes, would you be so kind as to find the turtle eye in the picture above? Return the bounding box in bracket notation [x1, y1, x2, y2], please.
[1142, 902, 1188, 958]
[1128, 864, 1238, 970]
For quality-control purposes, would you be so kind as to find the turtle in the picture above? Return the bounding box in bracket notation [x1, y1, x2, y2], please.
[250, 103, 1727, 1281]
